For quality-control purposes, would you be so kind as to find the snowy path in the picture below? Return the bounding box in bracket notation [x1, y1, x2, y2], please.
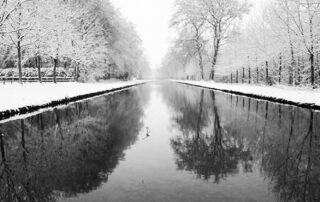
[174, 80, 320, 110]
[0, 80, 149, 118]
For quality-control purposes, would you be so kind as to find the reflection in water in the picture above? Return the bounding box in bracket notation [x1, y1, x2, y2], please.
[161, 83, 320, 202]
[0, 86, 150, 201]
[261, 110, 320, 202]
[169, 88, 253, 183]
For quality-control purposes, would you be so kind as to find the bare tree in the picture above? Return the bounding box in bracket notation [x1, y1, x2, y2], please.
[200, 0, 250, 80]
[172, 0, 207, 80]
[0, 0, 33, 83]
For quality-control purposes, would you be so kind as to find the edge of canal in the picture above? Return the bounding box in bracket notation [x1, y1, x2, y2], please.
[175, 81, 320, 111]
[0, 81, 149, 121]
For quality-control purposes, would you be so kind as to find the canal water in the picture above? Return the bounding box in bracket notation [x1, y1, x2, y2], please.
[0, 82, 319, 202]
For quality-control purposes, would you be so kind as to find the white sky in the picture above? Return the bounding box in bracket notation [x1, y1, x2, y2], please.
[110, 0, 175, 69]
[110, 0, 269, 70]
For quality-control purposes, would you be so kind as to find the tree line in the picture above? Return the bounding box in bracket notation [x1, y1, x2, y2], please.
[160, 0, 320, 88]
[0, 0, 150, 83]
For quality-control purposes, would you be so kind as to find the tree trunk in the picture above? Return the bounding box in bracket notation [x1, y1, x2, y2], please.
[310, 51, 315, 86]
[17, 1, 22, 84]
[74, 63, 80, 82]
[242, 67, 245, 83]
[236, 70, 239, 83]
[317, 41, 320, 83]
[256, 66, 259, 84]
[210, 35, 220, 80]
[17, 41, 22, 84]
[210, 47, 219, 80]
[198, 49, 204, 80]
[248, 56, 251, 84]
[248, 67, 251, 84]
[53, 57, 58, 83]
[279, 53, 282, 84]
[297, 55, 302, 85]
[288, 39, 295, 85]
[285, 2, 295, 86]
[308, 9, 315, 87]
[266, 61, 269, 85]
[36, 55, 42, 83]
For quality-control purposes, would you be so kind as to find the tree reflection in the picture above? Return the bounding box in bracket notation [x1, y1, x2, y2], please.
[164, 83, 320, 201]
[170, 89, 253, 183]
[261, 110, 320, 201]
[0, 86, 150, 201]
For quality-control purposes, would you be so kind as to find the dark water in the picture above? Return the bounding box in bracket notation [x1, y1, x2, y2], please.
[0, 82, 319, 202]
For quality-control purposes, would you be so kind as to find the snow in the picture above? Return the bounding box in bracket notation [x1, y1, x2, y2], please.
[0, 80, 149, 113]
[173, 80, 320, 109]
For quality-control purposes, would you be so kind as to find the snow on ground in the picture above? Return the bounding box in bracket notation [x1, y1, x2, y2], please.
[174, 80, 320, 108]
[0, 80, 149, 113]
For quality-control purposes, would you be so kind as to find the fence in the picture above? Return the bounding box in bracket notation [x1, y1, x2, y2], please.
[0, 77, 75, 83]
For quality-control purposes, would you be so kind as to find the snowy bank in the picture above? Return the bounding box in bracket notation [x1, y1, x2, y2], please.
[0, 80, 149, 120]
[174, 80, 320, 110]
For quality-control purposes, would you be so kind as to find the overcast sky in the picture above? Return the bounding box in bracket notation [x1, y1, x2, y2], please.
[110, 0, 268, 69]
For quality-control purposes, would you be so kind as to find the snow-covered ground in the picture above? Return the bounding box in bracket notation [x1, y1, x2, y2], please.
[0, 80, 149, 113]
[174, 80, 320, 109]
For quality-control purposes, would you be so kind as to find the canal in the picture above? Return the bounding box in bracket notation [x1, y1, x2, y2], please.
[0, 82, 319, 202]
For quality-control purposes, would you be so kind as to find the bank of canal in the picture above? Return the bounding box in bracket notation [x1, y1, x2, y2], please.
[0, 80, 149, 121]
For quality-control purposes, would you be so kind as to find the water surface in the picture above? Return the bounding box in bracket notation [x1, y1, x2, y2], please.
[0, 82, 319, 202]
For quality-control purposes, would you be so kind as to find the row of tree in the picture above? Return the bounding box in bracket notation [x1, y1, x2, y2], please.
[159, 0, 249, 80]
[160, 0, 320, 88]
[0, 0, 150, 83]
